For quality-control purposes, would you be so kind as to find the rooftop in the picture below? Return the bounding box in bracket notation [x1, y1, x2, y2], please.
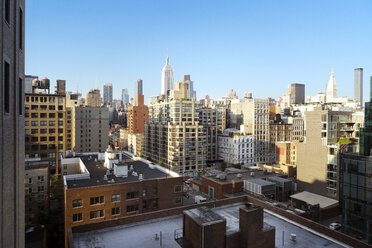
[246, 178, 276, 186]
[204, 170, 281, 184]
[290, 191, 339, 209]
[72, 202, 346, 248]
[64, 154, 170, 189]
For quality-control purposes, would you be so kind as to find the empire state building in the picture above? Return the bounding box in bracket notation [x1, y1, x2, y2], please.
[161, 55, 174, 96]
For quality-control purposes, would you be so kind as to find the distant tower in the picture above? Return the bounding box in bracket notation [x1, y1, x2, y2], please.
[326, 69, 338, 103]
[290, 83, 305, 104]
[103, 83, 113, 107]
[135, 79, 143, 105]
[121, 88, 129, 106]
[161, 54, 174, 97]
[354, 68, 363, 107]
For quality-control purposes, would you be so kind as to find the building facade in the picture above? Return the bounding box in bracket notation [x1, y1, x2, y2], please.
[354, 68, 363, 107]
[24, 159, 49, 227]
[25, 92, 69, 174]
[103, 83, 113, 107]
[1, 0, 25, 246]
[85, 88, 101, 107]
[71, 106, 109, 153]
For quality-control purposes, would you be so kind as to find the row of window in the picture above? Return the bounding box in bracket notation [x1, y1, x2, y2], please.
[25, 120, 63, 126]
[25, 128, 63, 134]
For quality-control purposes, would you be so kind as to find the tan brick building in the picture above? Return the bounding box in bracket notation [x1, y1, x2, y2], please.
[85, 88, 101, 107]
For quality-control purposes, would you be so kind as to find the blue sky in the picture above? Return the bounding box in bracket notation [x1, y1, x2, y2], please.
[26, 0, 372, 102]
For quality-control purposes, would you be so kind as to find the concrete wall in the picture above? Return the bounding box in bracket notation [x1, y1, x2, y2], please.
[0, 0, 25, 247]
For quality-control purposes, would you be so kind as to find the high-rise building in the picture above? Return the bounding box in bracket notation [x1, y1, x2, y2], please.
[354, 68, 363, 107]
[121, 88, 129, 106]
[25, 87, 72, 174]
[340, 77, 372, 244]
[103, 83, 113, 107]
[326, 69, 338, 103]
[161, 55, 174, 96]
[85, 88, 101, 107]
[25, 75, 38, 93]
[1, 0, 25, 247]
[290, 83, 305, 104]
[71, 106, 109, 153]
[134, 79, 143, 104]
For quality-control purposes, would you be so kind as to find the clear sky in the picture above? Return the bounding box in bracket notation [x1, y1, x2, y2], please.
[26, 0, 372, 103]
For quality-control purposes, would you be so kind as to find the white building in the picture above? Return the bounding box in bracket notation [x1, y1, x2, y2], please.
[218, 128, 254, 165]
[161, 55, 174, 97]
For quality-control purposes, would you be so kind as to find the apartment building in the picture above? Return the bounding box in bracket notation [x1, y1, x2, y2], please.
[127, 95, 149, 134]
[62, 152, 183, 247]
[218, 128, 254, 165]
[1, 0, 25, 246]
[71, 106, 109, 153]
[297, 107, 360, 199]
[25, 91, 69, 174]
[24, 159, 49, 227]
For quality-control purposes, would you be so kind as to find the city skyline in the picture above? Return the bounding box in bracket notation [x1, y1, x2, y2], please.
[26, 1, 372, 102]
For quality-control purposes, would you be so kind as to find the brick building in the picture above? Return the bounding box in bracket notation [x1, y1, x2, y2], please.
[62, 152, 183, 247]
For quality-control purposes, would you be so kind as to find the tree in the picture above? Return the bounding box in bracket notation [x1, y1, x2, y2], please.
[50, 174, 63, 199]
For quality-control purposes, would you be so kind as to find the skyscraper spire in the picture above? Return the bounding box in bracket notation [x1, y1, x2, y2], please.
[326, 69, 338, 102]
[161, 52, 174, 96]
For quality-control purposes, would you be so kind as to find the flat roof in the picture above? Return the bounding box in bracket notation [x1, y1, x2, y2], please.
[184, 207, 225, 226]
[72, 203, 346, 248]
[267, 176, 292, 183]
[65, 155, 170, 189]
[246, 178, 276, 186]
[205, 170, 281, 184]
[290, 191, 339, 209]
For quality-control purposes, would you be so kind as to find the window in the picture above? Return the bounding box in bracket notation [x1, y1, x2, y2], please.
[72, 213, 82, 222]
[49, 153, 56, 158]
[31, 121, 38, 126]
[40, 121, 47, 126]
[49, 121, 55, 126]
[142, 200, 147, 209]
[19, 8, 23, 50]
[38, 186, 44, 192]
[31, 129, 38, 134]
[111, 194, 120, 202]
[25, 121, 29, 126]
[153, 199, 158, 209]
[142, 189, 147, 197]
[72, 199, 82, 208]
[174, 185, 182, 193]
[111, 207, 120, 216]
[4, 61, 9, 113]
[126, 205, 138, 213]
[90, 210, 104, 219]
[174, 197, 182, 204]
[19, 78, 23, 115]
[90, 196, 104, 205]
[126, 191, 139, 199]
[38, 176, 44, 182]
[4, 0, 10, 23]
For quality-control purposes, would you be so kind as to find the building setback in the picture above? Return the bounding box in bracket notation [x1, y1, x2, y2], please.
[1, 0, 25, 247]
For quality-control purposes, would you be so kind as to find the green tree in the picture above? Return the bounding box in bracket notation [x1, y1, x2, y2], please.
[50, 174, 63, 199]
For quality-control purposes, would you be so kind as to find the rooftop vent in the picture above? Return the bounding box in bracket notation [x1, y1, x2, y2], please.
[132, 171, 138, 177]
[219, 174, 227, 180]
[250, 172, 255, 177]
[290, 233, 296, 242]
[139, 174, 144, 180]
[103, 175, 108, 181]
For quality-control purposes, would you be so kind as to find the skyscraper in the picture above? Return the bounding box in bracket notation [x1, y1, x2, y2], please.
[354, 68, 363, 107]
[103, 83, 113, 107]
[85, 88, 101, 107]
[325, 69, 338, 103]
[135, 79, 143, 96]
[1, 0, 25, 247]
[290, 83, 305, 104]
[121, 88, 129, 106]
[161, 55, 174, 96]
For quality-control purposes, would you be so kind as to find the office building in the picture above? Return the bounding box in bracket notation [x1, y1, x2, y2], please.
[290, 83, 305, 104]
[25, 89, 70, 174]
[161, 55, 174, 97]
[354, 68, 363, 107]
[62, 152, 182, 247]
[121, 88, 129, 106]
[1, 0, 25, 247]
[24, 159, 49, 227]
[85, 88, 101, 107]
[135, 78, 143, 97]
[71, 106, 109, 153]
[103, 83, 113, 107]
